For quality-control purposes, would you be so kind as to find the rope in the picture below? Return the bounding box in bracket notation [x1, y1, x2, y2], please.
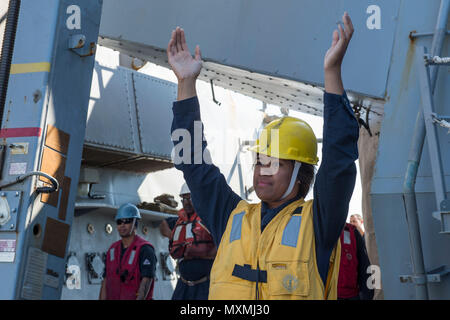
[425, 55, 450, 65]
[432, 115, 450, 133]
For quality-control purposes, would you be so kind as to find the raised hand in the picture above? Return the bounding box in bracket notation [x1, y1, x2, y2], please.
[167, 27, 202, 82]
[324, 12, 354, 95]
[324, 12, 354, 71]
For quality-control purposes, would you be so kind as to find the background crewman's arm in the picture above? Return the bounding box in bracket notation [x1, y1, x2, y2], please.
[136, 277, 153, 300]
[136, 244, 158, 299]
[99, 278, 107, 300]
[159, 219, 172, 238]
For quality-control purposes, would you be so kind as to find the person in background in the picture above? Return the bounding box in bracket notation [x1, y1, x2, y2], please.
[159, 183, 217, 299]
[99, 203, 157, 300]
[350, 213, 365, 237]
[338, 222, 374, 300]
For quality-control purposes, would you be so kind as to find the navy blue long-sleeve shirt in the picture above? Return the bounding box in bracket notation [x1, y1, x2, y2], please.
[171, 92, 359, 286]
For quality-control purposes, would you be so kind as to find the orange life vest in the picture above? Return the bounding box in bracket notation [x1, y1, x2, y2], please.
[169, 209, 216, 260]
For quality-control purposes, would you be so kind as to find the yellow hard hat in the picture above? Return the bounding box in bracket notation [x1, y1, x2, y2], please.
[249, 116, 319, 165]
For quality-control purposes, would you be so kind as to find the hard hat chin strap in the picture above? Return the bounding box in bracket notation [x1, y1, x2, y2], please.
[281, 161, 302, 200]
[129, 218, 136, 236]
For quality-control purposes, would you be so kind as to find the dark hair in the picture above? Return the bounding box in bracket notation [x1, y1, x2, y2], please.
[296, 161, 316, 199]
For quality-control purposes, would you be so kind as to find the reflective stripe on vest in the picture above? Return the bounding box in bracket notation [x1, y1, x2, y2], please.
[173, 222, 194, 241]
[185, 223, 194, 240]
[281, 215, 302, 247]
[173, 225, 183, 241]
[343, 230, 351, 244]
[128, 250, 136, 265]
[230, 211, 245, 242]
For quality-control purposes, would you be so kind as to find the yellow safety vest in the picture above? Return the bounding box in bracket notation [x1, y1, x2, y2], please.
[209, 198, 341, 300]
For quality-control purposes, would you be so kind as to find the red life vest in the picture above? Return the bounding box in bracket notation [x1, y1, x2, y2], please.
[169, 209, 216, 260]
[338, 223, 359, 299]
[105, 235, 154, 300]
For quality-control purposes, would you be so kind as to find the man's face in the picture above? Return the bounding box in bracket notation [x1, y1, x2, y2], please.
[350, 215, 362, 227]
[181, 193, 195, 215]
[253, 154, 298, 204]
[116, 218, 134, 238]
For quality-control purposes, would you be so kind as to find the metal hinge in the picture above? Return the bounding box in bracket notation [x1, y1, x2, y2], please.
[400, 265, 450, 284]
[435, 199, 450, 234]
[68, 34, 96, 57]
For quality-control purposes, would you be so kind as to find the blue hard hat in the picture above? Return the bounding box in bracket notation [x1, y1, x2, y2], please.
[115, 203, 141, 221]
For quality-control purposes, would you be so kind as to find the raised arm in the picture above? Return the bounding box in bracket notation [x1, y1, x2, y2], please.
[167, 28, 241, 244]
[159, 219, 172, 238]
[324, 12, 354, 95]
[313, 12, 358, 254]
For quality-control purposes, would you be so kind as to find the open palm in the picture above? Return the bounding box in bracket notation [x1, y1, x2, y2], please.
[324, 12, 354, 71]
[167, 27, 202, 81]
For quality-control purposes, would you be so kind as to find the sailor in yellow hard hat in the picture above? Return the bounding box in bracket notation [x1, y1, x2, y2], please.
[167, 12, 358, 299]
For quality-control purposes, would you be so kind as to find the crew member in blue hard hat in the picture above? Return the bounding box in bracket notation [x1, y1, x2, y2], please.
[167, 12, 358, 300]
[99, 203, 157, 300]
